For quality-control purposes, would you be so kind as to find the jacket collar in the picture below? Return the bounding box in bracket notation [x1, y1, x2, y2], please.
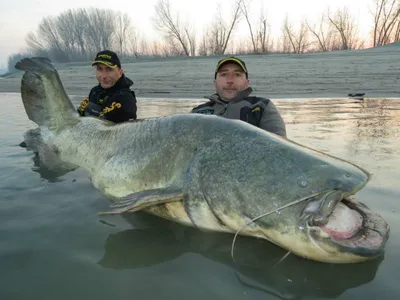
[205, 87, 253, 104]
[98, 74, 134, 92]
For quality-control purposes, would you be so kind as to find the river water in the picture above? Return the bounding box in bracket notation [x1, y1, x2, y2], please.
[0, 94, 399, 299]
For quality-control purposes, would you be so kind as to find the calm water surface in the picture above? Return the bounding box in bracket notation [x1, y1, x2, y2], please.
[0, 94, 399, 299]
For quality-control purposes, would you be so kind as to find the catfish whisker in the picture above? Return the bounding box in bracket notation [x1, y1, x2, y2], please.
[230, 191, 329, 262]
[273, 251, 291, 268]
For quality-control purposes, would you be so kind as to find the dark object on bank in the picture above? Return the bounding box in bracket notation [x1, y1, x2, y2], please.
[348, 93, 365, 100]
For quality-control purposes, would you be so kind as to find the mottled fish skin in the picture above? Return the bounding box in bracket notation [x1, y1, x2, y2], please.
[15, 57, 389, 263]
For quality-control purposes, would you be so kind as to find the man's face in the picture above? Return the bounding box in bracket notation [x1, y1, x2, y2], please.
[95, 63, 123, 89]
[214, 63, 249, 101]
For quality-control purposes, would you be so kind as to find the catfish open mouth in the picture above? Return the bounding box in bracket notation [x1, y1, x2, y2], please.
[309, 197, 390, 256]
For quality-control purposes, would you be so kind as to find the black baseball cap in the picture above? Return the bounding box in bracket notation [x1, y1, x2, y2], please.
[215, 57, 248, 78]
[91, 50, 121, 68]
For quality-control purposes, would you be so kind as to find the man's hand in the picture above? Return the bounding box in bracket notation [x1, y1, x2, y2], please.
[78, 97, 89, 115]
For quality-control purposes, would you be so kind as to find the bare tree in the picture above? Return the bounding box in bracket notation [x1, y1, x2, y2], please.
[25, 32, 46, 53]
[166, 37, 187, 55]
[70, 9, 89, 58]
[395, 17, 400, 40]
[327, 7, 360, 50]
[152, 0, 196, 56]
[282, 16, 309, 53]
[38, 17, 64, 53]
[306, 14, 334, 52]
[240, 0, 257, 52]
[148, 40, 173, 57]
[240, 0, 271, 53]
[206, 0, 243, 55]
[139, 39, 151, 56]
[83, 8, 114, 52]
[26, 17, 71, 60]
[183, 22, 197, 56]
[150, 41, 162, 56]
[256, 12, 272, 53]
[126, 28, 142, 57]
[114, 12, 133, 55]
[198, 29, 209, 56]
[24, 8, 130, 62]
[36, 16, 72, 61]
[233, 40, 253, 54]
[56, 10, 79, 59]
[371, 0, 400, 46]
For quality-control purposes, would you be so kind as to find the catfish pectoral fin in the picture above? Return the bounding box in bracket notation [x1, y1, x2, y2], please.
[98, 188, 185, 216]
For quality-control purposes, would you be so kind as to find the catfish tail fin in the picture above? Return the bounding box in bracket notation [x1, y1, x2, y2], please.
[15, 57, 78, 130]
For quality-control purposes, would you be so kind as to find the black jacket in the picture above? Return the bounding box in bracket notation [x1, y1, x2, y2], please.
[191, 88, 286, 137]
[79, 75, 137, 123]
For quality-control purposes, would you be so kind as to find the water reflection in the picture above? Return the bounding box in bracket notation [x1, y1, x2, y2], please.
[99, 213, 383, 300]
[349, 99, 399, 157]
[355, 98, 393, 138]
[134, 98, 400, 160]
[136, 98, 203, 118]
[21, 128, 78, 182]
[277, 98, 400, 158]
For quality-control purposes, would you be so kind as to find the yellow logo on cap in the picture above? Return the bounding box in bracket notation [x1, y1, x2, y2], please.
[98, 54, 112, 60]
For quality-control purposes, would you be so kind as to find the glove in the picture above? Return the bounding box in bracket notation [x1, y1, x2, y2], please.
[78, 97, 89, 116]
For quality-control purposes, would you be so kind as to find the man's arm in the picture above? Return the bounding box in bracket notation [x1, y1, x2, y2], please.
[77, 96, 89, 116]
[259, 101, 287, 137]
[190, 101, 214, 114]
[78, 87, 97, 116]
[101, 91, 137, 123]
[190, 103, 204, 113]
[190, 107, 199, 113]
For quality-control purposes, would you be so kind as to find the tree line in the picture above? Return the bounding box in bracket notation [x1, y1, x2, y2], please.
[7, 0, 400, 71]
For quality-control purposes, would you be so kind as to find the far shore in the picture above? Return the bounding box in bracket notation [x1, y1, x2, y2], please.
[0, 43, 399, 100]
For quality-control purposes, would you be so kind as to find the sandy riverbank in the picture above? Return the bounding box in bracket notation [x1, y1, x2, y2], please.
[0, 42, 399, 100]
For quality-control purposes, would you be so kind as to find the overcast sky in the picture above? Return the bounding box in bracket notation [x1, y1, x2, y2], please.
[0, 0, 374, 68]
